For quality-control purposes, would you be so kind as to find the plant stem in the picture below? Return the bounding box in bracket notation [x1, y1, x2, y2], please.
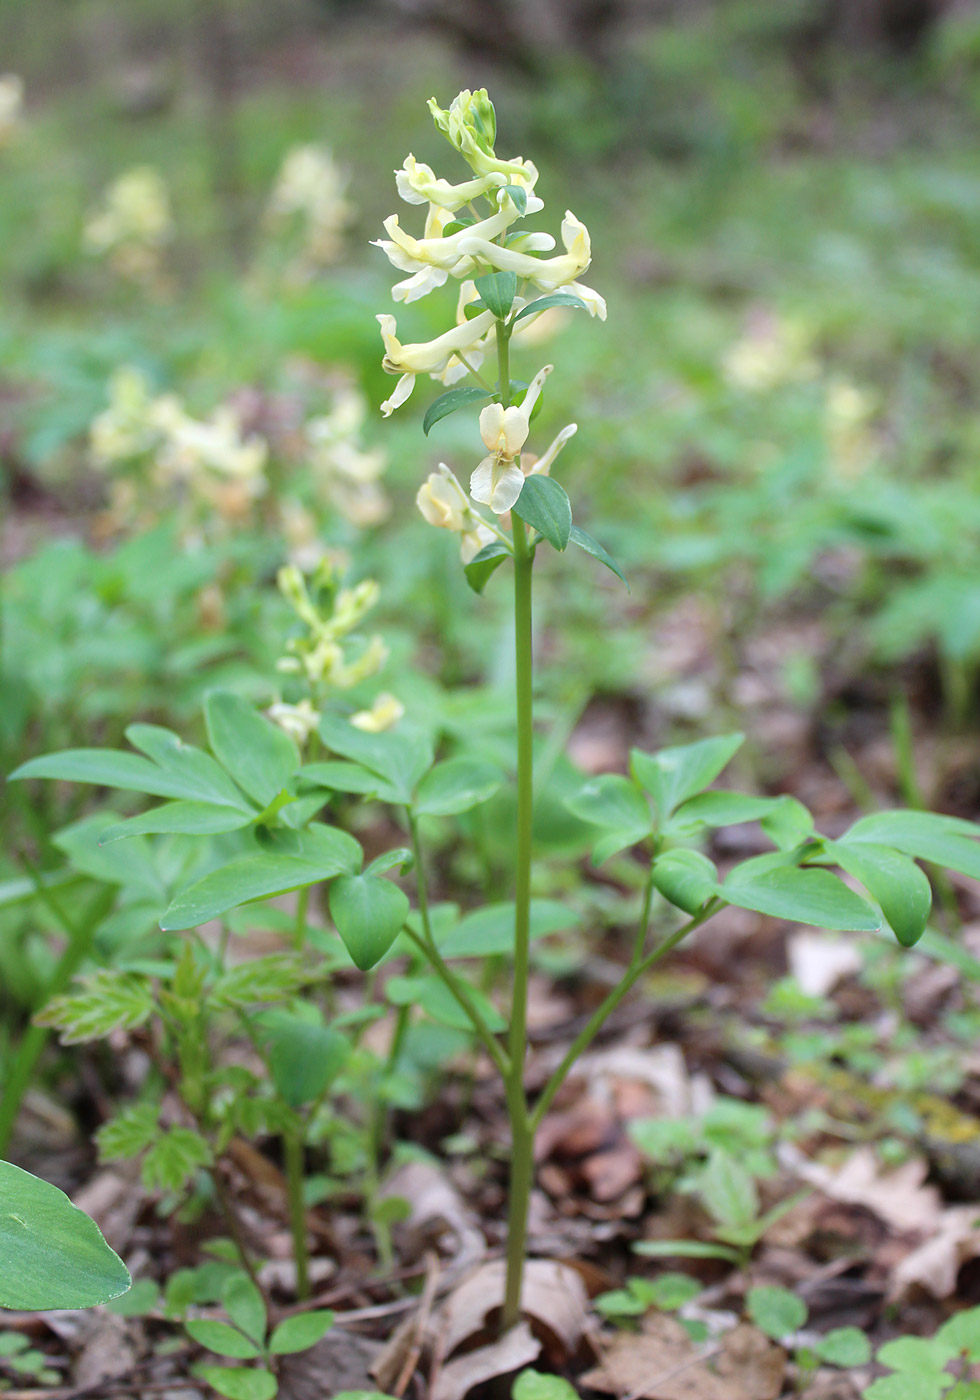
[294, 885, 310, 952]
[284, 1129, 310, 1300]
[403, 927, 509, 1077]
[500, 317, 537, 1334]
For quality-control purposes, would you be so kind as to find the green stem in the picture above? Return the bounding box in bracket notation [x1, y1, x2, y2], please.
[0, 876, 117, 1158]
[501, 317, 537, 1334]
[530, 900, 720, 1134]
[284, 1129, 310, 1300]
[294, 885, 310, 953]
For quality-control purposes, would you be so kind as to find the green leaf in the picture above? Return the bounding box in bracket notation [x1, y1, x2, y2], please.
[947, 1386, 980, 1400]
[125, 724, 254, 810]
[10, 747, 237, 805]
[760, 796, 815, 850]
[260, 1013, 350, 1107]
[301, 761, 402, 804]
[567, 525, 628, 588]
[37, 971, 154, 1044]
[512, 475, 572, 552]
[512, 1371, 579, 1400]
[864, 1379, 951, 1400]
[195, 1366, 277, 1400]
[161, 826, 361, 930]
[318, 716, 433, 804]
[644, 1273, 703, 1310]
[365, 848, 413, 877]
[698, 1148, 758, 1228]
[631, 734, 745, 822]
[877, 1335, 958, 1374]
[99, 801, 256, 844]
[566, 774, 651, 834]
[651, 849, 718, 915]
[205, 691, 299, 808]
[107, 1277, 160, 1317]
[385, 973, 506, 1032]
[464, 541, 510, 595]
[474, 270, 517, 319]
[186, 1320, 262, 1360]
[97, 1103, 161, 1161]
[423, 386, 492, 436]
[746, 1285, 807, 1340]
[722, 857, 882, 932]
[632, 1239, 742, 1264]
[268, 1309, 335, 1354]
[438, 898, 579, 959]
[843, 810, 980, 881]
[223, 1275, 267, 1346]
[210, 956, 306, 1010]
[0, 1161, 131, 1310]
[512, 291, 589, 323]
[671, 791, 785, 829]
[415, 757, 502, 816]
[938, 1306, 980, 1360]
[142, 1128, 213, 1193]
[823, 840, 932, 947]
[328, 874, 410, 971]
[815, 1327, 872, 1367]
[499, 184, 528, 215]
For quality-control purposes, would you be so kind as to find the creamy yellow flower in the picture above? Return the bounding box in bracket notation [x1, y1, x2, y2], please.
[351, 693, 404, 733]
[471, 366, 552, 513]
[268, 699, 320, 746]
[374, 203, 517, 303]
[458, 210, 594, 296]
[428, 90, 537, 184]
[525, 423, 577, 477]
[377, 310, 498, 415]
[417, 464, 472, 532]
[395, 154, 509, 210]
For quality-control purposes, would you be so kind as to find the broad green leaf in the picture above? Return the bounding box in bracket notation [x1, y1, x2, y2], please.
[328, 875, 410, 971]
[938, 1306, 980, 1360]
[512, 291, 589, 323]
[161, 826, 361, 930]
[474, 270, 517, 319]
[439, 899, 579, 959]
[301, 761, 401, 804]
[260, 1013, 350, 1107]
[823, 840, 931, 947]
[0, 1161, 131, 1310]
[567, 524, 628, 588]
[37, 971, 155, 1044]
[698, 1149, 758, 1228]
[10, 748, 211, 802]
[318, 716, 433, 804]
[99, 800, 255, 844]
[948, 1386, 980, 1400]
[566, 775, 651, 835]
[863, 1379, 950, 1400]
[499, 184, 528, 215]
[365, 848, 413, 877]
[651, 849, 718, 915]
[415, 757, 502, 816]
[746, 1285, 807, 1340]
[844, 810, 980, 881]
[632, 735, 745, 822]
[385, 973, 506, 1032]
[671, 791, 785, 829]
[205, 691, 299, 807]
[722, 858, 882, 932]
[643, 1274, 702, 1310]
[195, 1366, 277, 1400]
[761, 796, 816, 850]
[107, 1277, 160, 1317]
[185, 1319, 261, 1360]
[512, 475, 572, 552]
[877, 1336, 958, 1374]
[125, 725, 254, 810]
[268, 1309, 335, 1354]
[815, 1327, 872, 1367]
[464, 542, 510, 595]
[422, 387, 492, 436]
[223, 1275, 266, 1345]
[512, 1371, 579, 1400]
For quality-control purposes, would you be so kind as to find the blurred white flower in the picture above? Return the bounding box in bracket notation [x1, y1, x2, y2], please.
[0, 74, 24, 148]
[84, 166, 174, 284]
[351, 693, 404, 733]
[723, 312, 816, 392]
[265, 145, 353, 270]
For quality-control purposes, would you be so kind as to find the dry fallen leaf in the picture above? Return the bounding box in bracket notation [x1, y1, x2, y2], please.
[788, 931, 861, 997]
[786, 1144, 942, 1233]
[381, 1160, 485, 1281]
[892, 1204, 980, 1298]
[581, 1315, 784, 1400]
[436, 1258, 588, 1360]
[431, 1321, 540, 1400]
[72, 1310, 139, 1390]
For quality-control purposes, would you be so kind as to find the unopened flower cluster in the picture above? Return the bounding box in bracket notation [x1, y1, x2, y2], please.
[373, 89, 606, 555]
[90, 366, 388, 543]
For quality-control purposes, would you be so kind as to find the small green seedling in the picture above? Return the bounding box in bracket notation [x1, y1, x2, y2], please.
[0, 1330, 60, 1386]
[747, 1285, 872, 1384]
[863, 1307, 980, 1400]
[187, 1272, 334, 1400]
